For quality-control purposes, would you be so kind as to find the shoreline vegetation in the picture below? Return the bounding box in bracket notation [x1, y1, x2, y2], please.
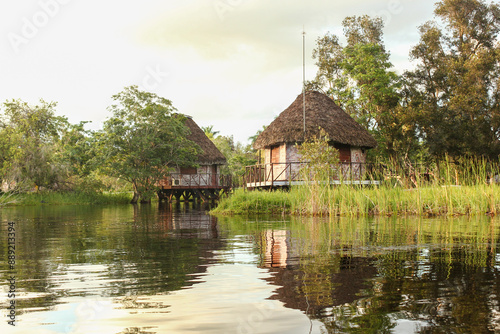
[212, 159, 500, 217]
[211, 185, 500, 217]
[3, 158, 500, 218]
[0, 191, 133, 206]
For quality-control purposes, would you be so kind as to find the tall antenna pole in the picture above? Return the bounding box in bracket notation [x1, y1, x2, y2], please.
[302, 27, 306, 135]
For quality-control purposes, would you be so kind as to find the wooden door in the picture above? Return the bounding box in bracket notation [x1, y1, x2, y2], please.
[271, 145, 280, 164]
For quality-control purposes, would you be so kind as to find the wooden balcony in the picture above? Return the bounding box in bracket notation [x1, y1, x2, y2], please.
[244, 162, 380, 189]
[158, 173, 232, 189]
[157, 173, 232, 202]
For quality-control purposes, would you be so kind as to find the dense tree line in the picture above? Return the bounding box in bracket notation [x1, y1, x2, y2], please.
[309, 0, 500, 162]
[0, 86, 257, 202]
[0, 87, 200, 203]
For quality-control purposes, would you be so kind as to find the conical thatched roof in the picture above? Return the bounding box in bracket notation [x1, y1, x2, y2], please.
[183, 116, 226, 164]
[253, 91, 377, 149]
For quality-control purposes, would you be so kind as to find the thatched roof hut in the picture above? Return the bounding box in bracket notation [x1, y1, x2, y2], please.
[183, 116, 226, 165]
[157, 115, 229, 199]
[253, 91, 377, 149]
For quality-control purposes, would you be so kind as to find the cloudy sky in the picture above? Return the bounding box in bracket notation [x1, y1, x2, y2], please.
[1, 0, 436, 144]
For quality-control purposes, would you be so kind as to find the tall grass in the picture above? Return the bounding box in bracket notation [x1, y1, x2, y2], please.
[212, 188, 290, 215]
[212, 158, 500, 217]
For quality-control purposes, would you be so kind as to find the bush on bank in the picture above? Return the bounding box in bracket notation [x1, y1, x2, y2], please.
[1, 191, 133, 206]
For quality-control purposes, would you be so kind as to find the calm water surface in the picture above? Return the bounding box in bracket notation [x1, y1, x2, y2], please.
[1, 204, 500, 333]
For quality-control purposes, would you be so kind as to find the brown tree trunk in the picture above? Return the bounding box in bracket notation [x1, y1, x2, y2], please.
[131, 191, 140, 204]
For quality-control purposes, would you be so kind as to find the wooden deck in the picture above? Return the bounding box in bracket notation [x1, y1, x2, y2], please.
[157, 173, 231, 202]
[244, 162, 380, 190]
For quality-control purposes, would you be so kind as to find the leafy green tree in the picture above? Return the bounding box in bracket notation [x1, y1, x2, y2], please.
[309, 32, 352, 108]
[0, 99, 69, 190]
[95, 86, 200, 203]
[298, 128, 340, 182]
[58, 121, 95, 177]
[311, 15, 417, 161]
[407, 0, 500, 159]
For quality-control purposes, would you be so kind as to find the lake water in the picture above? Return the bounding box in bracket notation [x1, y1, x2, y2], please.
[1, 204, 500, 333]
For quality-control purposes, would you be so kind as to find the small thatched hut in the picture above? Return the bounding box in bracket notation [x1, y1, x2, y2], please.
[158, 115, 229, 201]
[250, 91, 376, 185]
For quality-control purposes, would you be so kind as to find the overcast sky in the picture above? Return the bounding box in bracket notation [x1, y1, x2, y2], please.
[1, 0, 436, 144]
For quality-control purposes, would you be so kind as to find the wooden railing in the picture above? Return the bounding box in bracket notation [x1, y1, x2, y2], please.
[244, 162, 376, 188]
[159, 173, 232, 189]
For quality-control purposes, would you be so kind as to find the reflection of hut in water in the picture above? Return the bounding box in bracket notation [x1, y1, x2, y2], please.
[157, 206, 220, 240]
[259, 229, 377, 318]
[264, 230, 291, 268]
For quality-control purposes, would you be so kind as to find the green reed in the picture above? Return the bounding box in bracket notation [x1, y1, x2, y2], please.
[213, 158, 500, 217]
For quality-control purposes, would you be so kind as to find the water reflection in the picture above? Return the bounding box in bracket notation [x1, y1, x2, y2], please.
[0, 206, 499, 333]
[232, 216, 500, 333]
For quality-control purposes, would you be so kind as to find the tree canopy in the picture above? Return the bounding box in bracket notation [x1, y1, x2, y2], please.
[407, 0, 500, 159]
[309, 0, 500, 161]
[94, 86, 201, 203]
[0, 99, 70, 190]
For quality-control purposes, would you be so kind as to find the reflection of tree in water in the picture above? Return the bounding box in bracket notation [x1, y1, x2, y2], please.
[256, 218, 500, 333]
[0, 205, 226, 314]
[97, 204, 226, 297]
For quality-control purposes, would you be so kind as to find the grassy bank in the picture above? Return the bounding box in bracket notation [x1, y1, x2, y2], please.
[212, 184, 500, 217]
[213, 158, 500, 217]
[0, 191, 133, 206]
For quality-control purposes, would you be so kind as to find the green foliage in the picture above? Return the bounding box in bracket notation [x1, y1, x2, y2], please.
[0, 99, 70, 190]
[214, 158, 500, 217]
[94, 86, 201, 203]
[211, 134, 257, 187]
[211, 188, 291, 215]
[312, 2, 500, 162]
[298, 128, 340, 182]
[201, 125, 219, 140]
[295, 129, 340, 216]
[58, 121, 95, 177]
[12, 191, 132, 206]
[311, 15, 416, 161]
[406, 0, 500, 159]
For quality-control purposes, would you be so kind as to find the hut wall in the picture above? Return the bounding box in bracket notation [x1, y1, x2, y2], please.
[169, 164, 221, 187]
[286, 144, 368, 181]
[351, 148, 366, 164]
[286, 144, 301, 162]
[264, 148, 271, 165]
[286, 144, 301, 180]
[262, 143, 367, 182]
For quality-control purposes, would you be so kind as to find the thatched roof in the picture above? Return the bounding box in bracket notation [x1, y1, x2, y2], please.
[253, 91, 377, 149]
[183, 116, 226, 165]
